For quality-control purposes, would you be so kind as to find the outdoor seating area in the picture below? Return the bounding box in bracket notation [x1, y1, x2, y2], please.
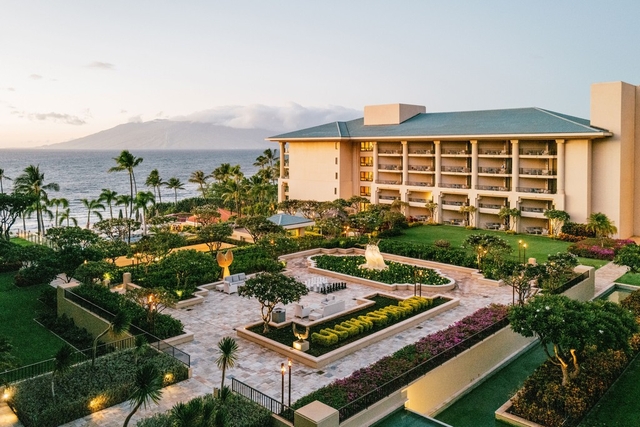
[308, 297, 346, 321]
[485, 222, 502, 230]
[215, 273, 247, 294]
[525, 227, 548, 235]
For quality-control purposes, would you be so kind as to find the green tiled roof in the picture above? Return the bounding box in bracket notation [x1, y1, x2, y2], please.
[269, 108, 609, 140]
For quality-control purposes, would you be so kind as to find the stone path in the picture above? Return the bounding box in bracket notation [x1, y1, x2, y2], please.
[1, 259, 629, 427]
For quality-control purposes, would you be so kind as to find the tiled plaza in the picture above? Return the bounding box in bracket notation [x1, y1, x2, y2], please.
[3, 257, 627, 427]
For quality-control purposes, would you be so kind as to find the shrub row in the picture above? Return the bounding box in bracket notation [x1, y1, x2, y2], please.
[8, 348, 189, 427]
[377, 240, 477, 269]
[36, 312, 95, 351]
[71, 284, 184, 339]
[293, 304, 509, 410]
[567, 237, 636, 260]
[311, 297, 433, 347]
[313, 255, 450, 285]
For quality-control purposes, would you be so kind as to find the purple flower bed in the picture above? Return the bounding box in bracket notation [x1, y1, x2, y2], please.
[568, 238, 635, 260]
[292, 304, 509, 411]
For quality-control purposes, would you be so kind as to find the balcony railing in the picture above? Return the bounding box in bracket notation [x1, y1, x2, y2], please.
[476, 185, 510, 191]
[442, 200, 467, 206]
[444, 149, 470, 155]
[440, 183, 469, 189]
[379, 149, 401, 154]
[406, 181, 433, 187]
[478, 149, 508, 155]
[478, 167, 510, 174]
[521, 206, 546, 213]
[441, 166, 470, 173]
[409, 149, 433, 155]
[379, 195, 401, 201]
[519, 168, 556, 176]
[479, 203, 504, 209]
[519, 149, 557, 156]
[379, 164, 401, 171]
[517, 187, 556, 194]
[408, 165, 433, 172]
[408, 197, 428, 203]
[375, 179, 401, 185]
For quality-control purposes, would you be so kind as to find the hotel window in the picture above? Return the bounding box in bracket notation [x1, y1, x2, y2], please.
[360, 171, 373, 182]
[335, 157, 338, 165]
[360, 156, 373, 167]
[335, 172, 338, 179]
[360, 186, 371, 196]
[360, 141, 374, 152]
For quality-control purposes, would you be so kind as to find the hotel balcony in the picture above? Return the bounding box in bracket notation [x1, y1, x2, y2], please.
[519, 168, 556, 176]
[478, 167, 510, 175]
[408, 165, 434, 172]
[517, 187, 556, 194]
[478, 149, 509, 156]
[478, 202, 504, 210]
[375, 179, 401, 185]
[519, 149, 557, 157]
[476, 185, 510, 191]
[442, 150, 471, 156]
[409, 149, 434, 155]
[442, 200, 467, 207]
[406, 180, 434, 187]
[379, 149, 402, 156]
[408, 197, 428, 203]
[440, 183, 470, 189]
[441, 166, 471, 173]
[379, 163, 402, 171]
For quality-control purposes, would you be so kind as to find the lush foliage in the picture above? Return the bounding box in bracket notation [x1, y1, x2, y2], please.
[135, 393, 272, 427]
[567, 237, 635, 260]
[293, 304, 509, 410]
[7, 348, 188, 427]
[559, 221, 596, 240]
[614, 243, 640, 273]
[313, 255, 450, 285]
[71, 284, 184, 339]
[377, 240, 477, 268]
[37, 312, 95, 351]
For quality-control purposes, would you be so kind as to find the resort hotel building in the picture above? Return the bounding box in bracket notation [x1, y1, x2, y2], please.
[268, 81, 640, 239]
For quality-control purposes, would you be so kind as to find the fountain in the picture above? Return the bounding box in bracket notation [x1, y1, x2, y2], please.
[360, 242, 388, 270]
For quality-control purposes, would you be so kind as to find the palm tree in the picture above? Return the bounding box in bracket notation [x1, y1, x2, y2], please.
[220, 178, 246, 217]
[123, 363, 163, 427]
[14, 165, 60, 234]
[48, 197, 69, 227]
[92, 311, 130, 368]
[145, 169, 164, 204]
[134, 191, 155, 235]
[116, 194, 133, 219]
[51, 344, 74, 399]
[211, 163, 232, 183]
[165, 177, 185, 204]
[58, 208, 78, 227]
[108, 150, 143, 218]
[81, 198, 105, 229]
[189, 170, 209, 198]
[586, 212, 618, 245]
[98, 189, 119, 220]
[216, 336, 238, 391]
[0, 168, 11, 194]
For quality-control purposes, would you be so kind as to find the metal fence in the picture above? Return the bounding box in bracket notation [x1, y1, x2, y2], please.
[63, 288, 190, 367]
[231, 378, 294, 422]
[337, 317, 510, 422]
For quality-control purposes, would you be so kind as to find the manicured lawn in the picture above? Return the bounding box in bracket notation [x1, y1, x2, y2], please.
[0, 272, 66, 366]
[392, 225, 607, 267]
[9, 237, 33, 246]
[615, 271, 640, 286]
[579, 353, 640, 426]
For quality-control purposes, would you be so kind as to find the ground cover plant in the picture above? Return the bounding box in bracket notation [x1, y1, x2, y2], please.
[0, 272, 66, 365]
[568, 237, 635, 260]
[312, 255, 450, 285]
[135, 393, 272, 427]
[71, 283, 184, 339]
[616, 271, 640, 286]
[292, 304, 508, 410]
[249, 295, 448, 357]
[7, 347, 189, 427]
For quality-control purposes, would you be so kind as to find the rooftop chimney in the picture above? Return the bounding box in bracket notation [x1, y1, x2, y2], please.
[363, 103, 426, 125]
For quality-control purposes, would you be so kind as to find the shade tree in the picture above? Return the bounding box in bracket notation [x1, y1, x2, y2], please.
[543, 209, 570, 235]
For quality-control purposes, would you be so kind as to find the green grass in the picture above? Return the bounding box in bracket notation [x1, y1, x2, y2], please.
[9, 237, 33, 246]
[579, 353, 640, 426]
[615, 271, 640, 286]
[0, 272, 66, 366]
[393, 225, 608, 266]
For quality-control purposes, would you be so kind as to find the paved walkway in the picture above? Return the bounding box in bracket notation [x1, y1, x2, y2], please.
[1, 259, 629, 427]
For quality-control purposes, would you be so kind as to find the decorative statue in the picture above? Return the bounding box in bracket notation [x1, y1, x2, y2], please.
[292, 323, 310, 342]
[360, 241, 388, 270]
[216, 250, 234, 278]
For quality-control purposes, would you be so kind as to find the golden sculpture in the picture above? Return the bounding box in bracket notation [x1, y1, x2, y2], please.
[216, 250, 234, 278]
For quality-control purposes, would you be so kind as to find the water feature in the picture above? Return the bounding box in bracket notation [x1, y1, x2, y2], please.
[598, 283, 635, 304]
[372, 408, 450, 427]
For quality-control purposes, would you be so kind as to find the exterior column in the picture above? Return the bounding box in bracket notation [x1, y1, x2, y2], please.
[279, 142, 286, 179]
[372, 141, 379, 202]
[470, 140, 478, 190]
[402, 141, 408, 185]
[434, 141, 441, 187]
[556, 139, 565, 195]
[511, 140, 519, 192]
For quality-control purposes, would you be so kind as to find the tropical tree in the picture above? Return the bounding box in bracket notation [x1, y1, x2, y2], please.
[498, 207, 521, 232]
[13, 164, 60, 234]
[216, 336, 238, 391]
[92, 310, 130, 368]
[239, 272, 308, 333]
[236, 215, 285, 242]
[586, 212, 618, 245]
[614, 244, 640, 273]
[145, 169, 164, 204]
[123, 363, 163, 427]
[48, 197, 69, 227]
[509, 294, 637, 385]
[543, 209, 570, 235]
[116, 194, 133, 219]
[463, 233, 511, 269]
[220, 178, 246, 217]
[125, 287, 177, 335]
[0, 193, 35, 240]
[197, 222, 233, 254]
[134, 191, 155, 235]
[51, 344, 74, 399]
[189, 170, 209, 198]
[58, 208, 78, 227]
[108, 150, 143, 218]
[98, 188, 119, 221]
[459, 205, 477, 227]
[0, 168, 11, 194]
[165, 177, 185, 204]
[503, 263, 544, 306]
[190, 204, 221, 227]
[425, 201, 438, 223]
[81, 198, 105, 229]
[211, 163, 233, 183]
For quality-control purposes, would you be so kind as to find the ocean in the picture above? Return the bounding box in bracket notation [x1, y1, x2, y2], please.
[0, 149, 264, 232]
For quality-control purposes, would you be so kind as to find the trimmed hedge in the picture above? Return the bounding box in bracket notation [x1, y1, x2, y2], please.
[71, 284, 184, 339]
[8, 348, 189, 427]
[378, 240, 477, 269]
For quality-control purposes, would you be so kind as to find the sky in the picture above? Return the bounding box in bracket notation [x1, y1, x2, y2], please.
[1, 1, 640, 148]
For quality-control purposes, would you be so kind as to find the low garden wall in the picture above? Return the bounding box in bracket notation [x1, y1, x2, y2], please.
[561, 265, 595, 301]
[237, 295, 460, 369]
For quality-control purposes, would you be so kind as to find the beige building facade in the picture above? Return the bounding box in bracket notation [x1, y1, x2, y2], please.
[269, 82, 640, 238]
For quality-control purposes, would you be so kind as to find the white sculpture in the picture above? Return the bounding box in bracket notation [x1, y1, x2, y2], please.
[360, 243, 388, 270]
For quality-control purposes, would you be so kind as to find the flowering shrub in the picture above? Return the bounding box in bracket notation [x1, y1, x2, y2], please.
[313, 255, 450, 285]
[292, 304, 509, 410]
[568, 238, 635, 260]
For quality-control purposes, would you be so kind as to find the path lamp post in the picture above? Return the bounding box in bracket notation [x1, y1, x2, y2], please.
[280, 363, 286, 409]
[518, 240, 523, 263]
[288, 358, 292, 407]
[523, 243, 527, 263]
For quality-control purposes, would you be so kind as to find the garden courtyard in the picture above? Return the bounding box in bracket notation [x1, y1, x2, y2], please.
[2, 253, 621, 427]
